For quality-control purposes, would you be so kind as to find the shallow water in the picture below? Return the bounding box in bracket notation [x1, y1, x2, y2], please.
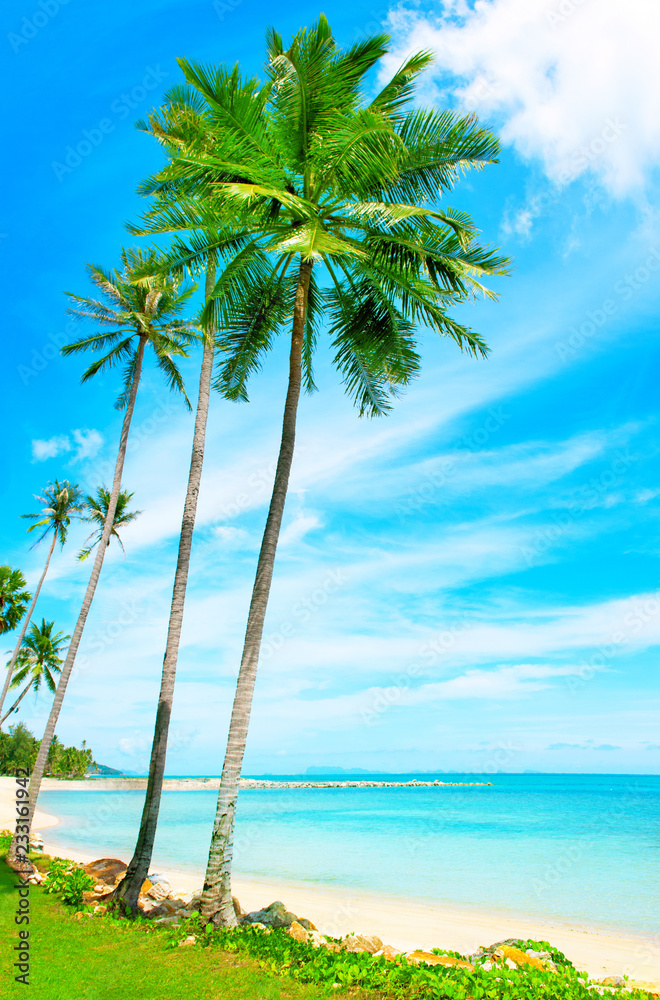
[40, 772, 660, 933]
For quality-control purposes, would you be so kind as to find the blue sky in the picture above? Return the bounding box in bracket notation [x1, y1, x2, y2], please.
[3, 0, 660, 775]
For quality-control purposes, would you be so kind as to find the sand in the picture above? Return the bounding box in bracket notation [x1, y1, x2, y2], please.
[1, 777, 658, 988]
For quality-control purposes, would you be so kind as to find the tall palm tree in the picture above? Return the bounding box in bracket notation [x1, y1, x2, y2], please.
[8, 249, 196, 866]
[77, 486, 142, 561]
[0, 620, 68, 727]
[0, 567, 31, 637]
[116, 233, 287, 910]
[135, 17, 510, 925]
[0, 482, 83, 721]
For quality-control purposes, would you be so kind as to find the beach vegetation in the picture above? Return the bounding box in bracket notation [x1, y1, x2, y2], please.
[0, 723, 95, 778]
[0, 482, 83, 721]
[42, 856, 95, 906]
[0, 566, 31, 637]
[133, 13, 509, 927]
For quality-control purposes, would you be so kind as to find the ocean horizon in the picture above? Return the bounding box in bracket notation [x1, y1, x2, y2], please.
[40, 772, 660, 935]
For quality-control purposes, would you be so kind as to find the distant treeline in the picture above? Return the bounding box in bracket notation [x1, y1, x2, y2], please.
[0, 722, 94, 778]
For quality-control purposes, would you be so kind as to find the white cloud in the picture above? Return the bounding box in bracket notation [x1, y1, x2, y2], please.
[279, 512, 322, 547]
[384, 0, 660, 195]
[72, 428, 103, 461]
[30, 428, 103, 464]
[31, 435, 71, 462]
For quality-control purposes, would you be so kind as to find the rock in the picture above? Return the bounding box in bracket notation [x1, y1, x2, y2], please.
[178, 935, 197, 947]
[233, 896, 244, 919]
[407, 951, 473, 969]
[298, 918, 317, 931]
[481, 960, 493, 971]
[499, 945, 546, 972]
[374, 945, 403, 961]
[343, 934, 383, 955]
[600, 977, 626, 987]
[83, 859, 127, 886]
[288, 921, 309, 943]
[145, 899, 183, 920]
[308, 930, 326, 948]
[243, 901, 298, 929]
[146, 881, 170, 901]
[93, 905, 107, 915]
[153, 916, 180, 925]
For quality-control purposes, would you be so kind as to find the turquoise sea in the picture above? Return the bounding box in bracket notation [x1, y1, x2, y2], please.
[40, 773, 660, 934]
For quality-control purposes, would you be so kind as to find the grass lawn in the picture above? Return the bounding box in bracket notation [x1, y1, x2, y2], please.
[0, 860, 355, 1000]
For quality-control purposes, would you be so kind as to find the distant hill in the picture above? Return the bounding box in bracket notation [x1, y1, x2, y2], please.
[86, 763, 124, 776]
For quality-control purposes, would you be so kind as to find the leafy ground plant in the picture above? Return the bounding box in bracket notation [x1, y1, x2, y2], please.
[42, 856, 94, 907]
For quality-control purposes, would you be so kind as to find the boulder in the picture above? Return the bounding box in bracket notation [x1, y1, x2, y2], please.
[343, 934, 383, 955]
[178, 936, 197, 947]
[233, 896, 244, 919]
[298, 918, 317, 931]
[407, 951, 473, 969]
[83, 859, 127, 886]
[308, 930, 326, 948]
[288, 921, 309, 943]
[599, 977, 626, 987]
[499, 945, 546, 971]
[145, 881, 170, 901]
[374, 945, 403, 961]
[243, 901, 298, 929]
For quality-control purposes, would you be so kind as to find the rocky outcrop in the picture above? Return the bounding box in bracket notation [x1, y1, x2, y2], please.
[242, 900, 316, 930]
[82, 859, 127, 886]
[343, 934, 383, 955]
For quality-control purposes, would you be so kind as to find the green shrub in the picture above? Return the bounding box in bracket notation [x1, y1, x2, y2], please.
[43, 857, 94, 907]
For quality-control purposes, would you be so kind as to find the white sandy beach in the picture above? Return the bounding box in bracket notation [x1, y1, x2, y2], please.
[1, 777, 658, 988]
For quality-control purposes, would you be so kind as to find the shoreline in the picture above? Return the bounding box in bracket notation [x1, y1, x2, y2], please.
[2, 777, 659, 987]
[29, 777, 493, 791]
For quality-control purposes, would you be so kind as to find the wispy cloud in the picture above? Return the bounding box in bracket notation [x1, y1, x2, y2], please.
[31, 428, 103, 464]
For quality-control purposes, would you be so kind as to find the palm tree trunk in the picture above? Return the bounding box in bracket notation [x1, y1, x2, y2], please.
[200, 259, 313, 926]
[115, 261, 217, 914]
[7, 335, 148, 870]
[0, 533, 57, 722]
[0, 683, 31, 727]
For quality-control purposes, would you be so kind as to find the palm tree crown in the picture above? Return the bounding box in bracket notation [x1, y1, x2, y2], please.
[21, 480, 84, 548]
[78, 487, 142, 561]
[63, 246, 198, 409]
[137, 18, 509, 413]
[0, 568, 31, 636]
[11, 619, 69, 697]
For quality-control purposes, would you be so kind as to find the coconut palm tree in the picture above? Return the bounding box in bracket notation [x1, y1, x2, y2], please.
[115, 236, 288, 911]
[0, 567, 31, 638]
[77, 486, 142, 561]
[8, 250, 197, 865]
[0, 482, 83, 722]
[0, 620, 69, 727]
[124, 18, 510, 924]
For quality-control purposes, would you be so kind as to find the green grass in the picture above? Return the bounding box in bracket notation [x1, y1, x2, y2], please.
[0, 860, 343, 999]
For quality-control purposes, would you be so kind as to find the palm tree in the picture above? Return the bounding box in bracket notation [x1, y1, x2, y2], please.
[0, 620, 69, 727]
[78, 486, 142, 561]
[136, 17, 510, 926]
[0, 567, 31, 637]
[115, 223, 287, 909]
[0, 482, 83, 722]
[8, 250, 196, 865]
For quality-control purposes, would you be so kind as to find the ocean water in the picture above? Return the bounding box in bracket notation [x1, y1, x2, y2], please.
[40, 773, 660, 934]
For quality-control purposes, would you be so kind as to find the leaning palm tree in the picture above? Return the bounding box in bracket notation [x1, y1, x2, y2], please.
[115, 234, 288, 910]
[0, 567, 31, 638]
[0, 620, 68, 727]
[77, 486, 142, 561]
[8, 249, 197, 866]
[0, 482, 83, 721]
[132, 17, 510, 925]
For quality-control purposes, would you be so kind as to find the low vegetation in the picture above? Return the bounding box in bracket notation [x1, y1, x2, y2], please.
[0, 722, 94, 778]
[0, 847, 654, 1000]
